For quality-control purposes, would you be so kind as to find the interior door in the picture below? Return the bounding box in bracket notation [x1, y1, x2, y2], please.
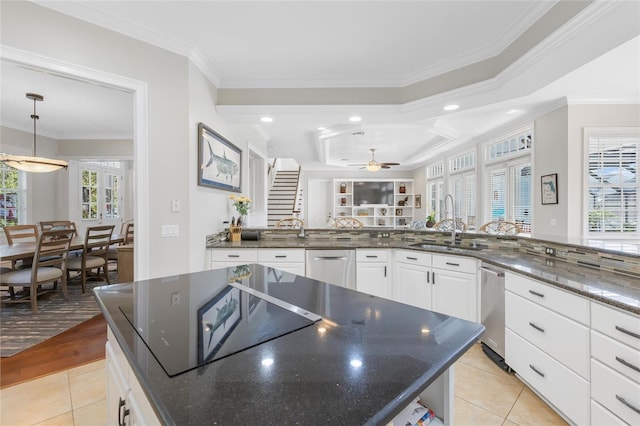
[307, 179, 330, 227]
[78, 163, 125, 234]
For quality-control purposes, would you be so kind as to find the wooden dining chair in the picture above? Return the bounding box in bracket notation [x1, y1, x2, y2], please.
[40, 220, 78, 236]
[108, 221, 134, 262]
[67, 225, 114, 293]
[3, 224, 39, 269]
[0, 229, 75, 313]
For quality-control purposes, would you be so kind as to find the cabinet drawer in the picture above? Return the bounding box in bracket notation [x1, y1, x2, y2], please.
[506, 329, 589, 425]
[591, 399, 627, 426]
[506, 291, 589, 379]
[592, 359, 640, 425]
[395, 250, 431, 266]
[432, 254, 476, 274]
[356, 249, 389, 262]
[211, 249, 258, 263]
[107, 327, 129, 382]
[505, 272, 589, 325]
[592, 301, 640, 349]
[258, 249, 305, 263]
[592, 330, 640, 384]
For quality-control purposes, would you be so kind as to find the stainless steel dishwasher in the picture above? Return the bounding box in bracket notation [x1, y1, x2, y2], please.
[479, 262, 511, 371]
[305, 249, 356, 290]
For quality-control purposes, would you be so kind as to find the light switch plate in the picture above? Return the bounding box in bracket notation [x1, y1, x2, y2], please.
[161, 225, 179, 237]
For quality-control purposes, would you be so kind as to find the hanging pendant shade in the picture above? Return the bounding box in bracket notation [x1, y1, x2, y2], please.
[0, 93, 68, 173]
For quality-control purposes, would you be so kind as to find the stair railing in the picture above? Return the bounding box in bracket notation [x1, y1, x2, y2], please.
[267, 158, 279, 193]
[292, 166, 303, 217]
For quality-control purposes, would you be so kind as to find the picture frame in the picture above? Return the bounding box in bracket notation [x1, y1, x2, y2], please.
[415, 194, 422, 209]
[541, 173, 558, 205]
[198, 122, 242, 192]
[197, 285, 242, 364]
[395, 208, 403, 216]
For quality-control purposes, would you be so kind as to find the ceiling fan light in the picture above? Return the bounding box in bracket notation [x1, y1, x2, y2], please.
[366, 162, 381, 172]
[0, 154, 68, 173]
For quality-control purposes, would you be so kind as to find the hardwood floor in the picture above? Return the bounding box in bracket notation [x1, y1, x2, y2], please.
[0, 314, 107, 389]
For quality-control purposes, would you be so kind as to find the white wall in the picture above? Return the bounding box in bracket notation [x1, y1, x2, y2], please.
[187, 61, 268, 271]
[533, 106, 569, 237]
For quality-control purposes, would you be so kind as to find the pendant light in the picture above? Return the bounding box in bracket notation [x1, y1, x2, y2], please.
[0, 93, 68, 173]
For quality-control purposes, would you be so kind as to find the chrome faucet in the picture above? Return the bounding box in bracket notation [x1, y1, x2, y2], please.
[444, 193, 456, 245]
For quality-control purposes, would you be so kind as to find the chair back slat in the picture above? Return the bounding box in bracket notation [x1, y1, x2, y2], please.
[123, 222, 134, 244]
[4, 224, 39, 244]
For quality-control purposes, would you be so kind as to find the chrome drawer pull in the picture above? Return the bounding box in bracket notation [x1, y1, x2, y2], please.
[615, 325, 640, 340]
[529, 364, 545, 378]
[445, 262, 460, 266]
[275, 255, 287, 258]
[616, 356, 640, 373]
[616, 394, 640, 415]
[228, 254, 240, 258]
[529, 322, 545, 333]
[407, 256, 418, 261]
[366, 255, 378, 258]
[528, 290, 545, 298]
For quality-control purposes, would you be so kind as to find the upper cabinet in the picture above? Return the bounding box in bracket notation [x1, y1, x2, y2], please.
[333, 179, 414, 228]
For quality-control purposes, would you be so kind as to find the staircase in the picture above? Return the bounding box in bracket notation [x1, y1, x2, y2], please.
[268, 169, 302, 227]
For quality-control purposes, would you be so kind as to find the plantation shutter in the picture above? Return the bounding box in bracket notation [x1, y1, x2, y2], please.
[511, 164, 531, 232]
[488, 169, 506, 221]
[588, 135, 639, 233]
[465, 174, 476, 227]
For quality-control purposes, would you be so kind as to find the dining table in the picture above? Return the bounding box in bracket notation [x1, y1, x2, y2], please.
[0, 234, 124, 263]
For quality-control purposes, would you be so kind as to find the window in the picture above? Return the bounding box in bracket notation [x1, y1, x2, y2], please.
[426, 162, 444, 220]
[449, 151, 476, 228]
[104, 174, 120, 219]
[0, 164, 21, 226]
[485, 126, 533, 234]
[81, 168, 99, 220]
[586, 130, 639, 235]
[487, 161, 531, 233]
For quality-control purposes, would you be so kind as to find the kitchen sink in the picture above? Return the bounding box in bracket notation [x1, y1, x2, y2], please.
[409, 242, 484, 251]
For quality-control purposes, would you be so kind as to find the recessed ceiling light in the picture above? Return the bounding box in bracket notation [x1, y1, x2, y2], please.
[349, 116, 362, 122]
[507, 109, 520, 115]
[261, 116, 273, 123]
[443, 104, 459, 111]
[317, 126, 326, 131]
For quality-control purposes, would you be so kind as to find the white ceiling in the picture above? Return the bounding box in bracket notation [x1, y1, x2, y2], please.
[2, 1, 639, 170]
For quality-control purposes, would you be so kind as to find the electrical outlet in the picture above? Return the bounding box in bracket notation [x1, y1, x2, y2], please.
[171, 292, 181, 306]
[544, 247, 556, 256]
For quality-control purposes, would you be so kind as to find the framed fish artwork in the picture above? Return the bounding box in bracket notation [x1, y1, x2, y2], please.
[198, 122, 242, 192]
[197, 285, 242, 364]
[541, 173, 558, 205]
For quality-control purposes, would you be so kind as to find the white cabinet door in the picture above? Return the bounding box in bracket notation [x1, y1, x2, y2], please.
[356, 262, 390, 299]
[393, 262, 431, 310]
[432, 267, 477, 322]
[106, 341, 129, 426]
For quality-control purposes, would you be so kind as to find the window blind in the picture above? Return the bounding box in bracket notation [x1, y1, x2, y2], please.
[588, 135, 638, 233]
[511, 164, 531, 233]
[488, 169, 506, 221]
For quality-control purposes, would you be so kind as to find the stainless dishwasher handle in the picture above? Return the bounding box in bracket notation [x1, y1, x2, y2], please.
[312, 256, 347, 261]
[478, 266, 504, 277]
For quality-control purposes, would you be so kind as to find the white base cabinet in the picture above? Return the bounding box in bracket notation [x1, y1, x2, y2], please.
[257, 249, 306, 276]
[393, 250, 432, 310]
[431, 255, 478, 323]
[106, 327, 160, 426]
[356, 249, 390, 299]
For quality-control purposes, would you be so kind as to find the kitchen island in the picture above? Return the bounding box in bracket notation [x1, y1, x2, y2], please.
[95, 264, 485, 425]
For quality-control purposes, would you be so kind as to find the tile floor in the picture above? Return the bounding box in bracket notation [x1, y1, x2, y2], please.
[0, 344, 567, 425]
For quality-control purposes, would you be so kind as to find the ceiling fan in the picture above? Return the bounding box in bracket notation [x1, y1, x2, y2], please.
[349, 148, 400, 172]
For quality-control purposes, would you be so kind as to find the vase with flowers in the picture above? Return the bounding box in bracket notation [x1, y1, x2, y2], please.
[228, 195, 251, 241]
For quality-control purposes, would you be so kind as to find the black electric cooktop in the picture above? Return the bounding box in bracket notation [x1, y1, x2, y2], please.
[119, 267, 321, 377]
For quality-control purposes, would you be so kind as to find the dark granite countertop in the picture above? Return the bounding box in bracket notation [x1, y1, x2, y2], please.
[209, 239, 640, 315]
[94, 265, 485, 425]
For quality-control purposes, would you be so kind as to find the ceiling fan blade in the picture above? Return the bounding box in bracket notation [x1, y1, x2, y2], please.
[348, 163, 366, 166]
[381, 164, 391, 169]
[380, 162, 400, 166]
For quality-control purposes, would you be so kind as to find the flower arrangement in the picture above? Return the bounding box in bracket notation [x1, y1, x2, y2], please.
[229, 194, 251, 216]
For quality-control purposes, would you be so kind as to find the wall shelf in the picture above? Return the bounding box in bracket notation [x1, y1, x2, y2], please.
[333, 179, 414, 228]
